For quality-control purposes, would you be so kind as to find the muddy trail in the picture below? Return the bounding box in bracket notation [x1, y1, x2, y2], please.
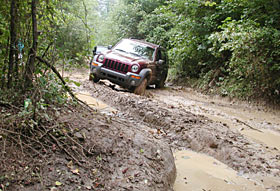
[67, 67, 280, 191]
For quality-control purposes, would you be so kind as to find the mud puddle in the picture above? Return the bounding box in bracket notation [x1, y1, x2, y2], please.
[75, 91, 116, 113]
[67, 68, 280, 191]
[242, 129, 280, 151]
[149, 87, 280, 190]
[151, 87, 280, 151]
[174, 151, 256, 191]
[174, 150, 280, 191]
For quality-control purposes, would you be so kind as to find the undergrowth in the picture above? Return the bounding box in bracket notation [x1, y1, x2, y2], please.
[0, 73, 94, 191]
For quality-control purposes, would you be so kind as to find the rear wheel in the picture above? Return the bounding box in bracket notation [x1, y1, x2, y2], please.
[133, 78, 147, 95]
[89, 73, 100, 83]
[155, 72, 167, 88]
[155, 78, 165, 88]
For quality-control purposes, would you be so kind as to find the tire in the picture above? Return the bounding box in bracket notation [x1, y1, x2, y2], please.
[155, 72, 167, 88]
[155, 79, 165, 88]
[89, 73, 100, 83]
[133, 78, 147, 95]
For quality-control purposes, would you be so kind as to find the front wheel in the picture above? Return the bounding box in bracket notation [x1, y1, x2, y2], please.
[89, 73, 100, 83]
[133, 78, 147, 95]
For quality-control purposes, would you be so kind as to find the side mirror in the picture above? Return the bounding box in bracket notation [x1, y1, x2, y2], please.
[108, 45, 112, 50]
[157, 60, 165, 65]
[93, 46, 97, 55]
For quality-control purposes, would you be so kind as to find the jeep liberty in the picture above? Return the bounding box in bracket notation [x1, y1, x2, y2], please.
[89, 39, 168, 95]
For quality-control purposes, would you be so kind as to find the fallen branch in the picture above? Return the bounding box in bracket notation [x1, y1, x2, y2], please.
[36, 56, 75, 98]
[0, 128, 51, 149]
[0, 101, 20, 110]
[49, 132, 83, 166]
[235, 118, 263, 133]
[0, 101, 11, 108]
[35, 56, 95, 112]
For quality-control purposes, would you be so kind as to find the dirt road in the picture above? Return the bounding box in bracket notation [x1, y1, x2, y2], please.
[67, 68, 280, 191]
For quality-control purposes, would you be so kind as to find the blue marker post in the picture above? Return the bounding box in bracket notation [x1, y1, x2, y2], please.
[18, 40, 24, 64]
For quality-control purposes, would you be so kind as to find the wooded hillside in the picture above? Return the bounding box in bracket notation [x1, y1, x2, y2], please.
[95, 0, 280, 102]
[1, 0, 280, 103]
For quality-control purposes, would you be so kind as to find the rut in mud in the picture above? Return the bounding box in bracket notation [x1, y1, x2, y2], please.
[67, 68, 280, 191]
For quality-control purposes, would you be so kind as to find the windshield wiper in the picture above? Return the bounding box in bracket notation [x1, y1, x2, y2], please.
[115, 49, 127, 53]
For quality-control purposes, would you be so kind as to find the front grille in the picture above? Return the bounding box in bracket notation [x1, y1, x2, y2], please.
[102, 59, 129, 73]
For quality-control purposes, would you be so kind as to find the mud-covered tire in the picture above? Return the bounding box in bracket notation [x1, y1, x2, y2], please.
[89, 73, 100, 83]
[133, 78, 147, 95]
[155, 79, 165, 88]
[155, 72, 167, 88]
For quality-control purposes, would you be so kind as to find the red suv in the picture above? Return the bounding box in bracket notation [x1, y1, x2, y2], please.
[89, 39, 168, 95]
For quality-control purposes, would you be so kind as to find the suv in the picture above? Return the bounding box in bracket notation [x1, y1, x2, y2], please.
[89, 39, 168, 95]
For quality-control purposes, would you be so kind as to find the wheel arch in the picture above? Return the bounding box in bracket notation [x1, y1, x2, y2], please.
[139, 68, 152, 84]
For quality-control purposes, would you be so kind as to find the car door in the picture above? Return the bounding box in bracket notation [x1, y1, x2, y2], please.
[155, 48, 168, 82]
[146, 48, 158, 84]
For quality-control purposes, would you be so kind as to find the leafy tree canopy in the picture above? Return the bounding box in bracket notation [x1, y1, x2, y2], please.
[94, 0, 280, 102]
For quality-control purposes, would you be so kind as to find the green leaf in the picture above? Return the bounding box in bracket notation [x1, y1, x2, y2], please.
[72, 80, 81, 87]
[24, 99, 32, 110]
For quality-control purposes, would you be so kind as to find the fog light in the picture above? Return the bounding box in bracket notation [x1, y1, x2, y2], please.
[131, 80, 136, 86]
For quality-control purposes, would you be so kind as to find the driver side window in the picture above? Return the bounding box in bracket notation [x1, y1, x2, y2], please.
[156, 48, 166, 62]
[156, 49, 162, 61]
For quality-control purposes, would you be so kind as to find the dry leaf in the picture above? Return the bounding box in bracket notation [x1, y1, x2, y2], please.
[55, 181, 62, 186]
[71, 168, 80, 175]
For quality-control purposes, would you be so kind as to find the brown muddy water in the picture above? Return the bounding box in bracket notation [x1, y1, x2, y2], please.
[174, 150, 269, 191]
[68, 69, 280, 191]
[76, 90, 280, 191]
[152, 87, 280, 151]
[173, 150, 280, 191]
[152, 87, 280, 190]
[76, 91, 117, 113]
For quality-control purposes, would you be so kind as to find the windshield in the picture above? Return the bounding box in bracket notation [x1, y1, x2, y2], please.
[113, 39, 155, 61]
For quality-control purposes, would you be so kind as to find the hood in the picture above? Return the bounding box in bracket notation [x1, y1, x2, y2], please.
[105, 50, 148, 65]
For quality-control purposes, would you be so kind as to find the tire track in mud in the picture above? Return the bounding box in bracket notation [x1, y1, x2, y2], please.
[68, 69, 280, 190]
[82, 81, 279, 177]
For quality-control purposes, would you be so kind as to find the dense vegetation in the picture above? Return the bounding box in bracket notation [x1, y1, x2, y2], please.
[96, 0, 280, 102]
[0, 0, 279, 104]
[0, 0, 99, 108]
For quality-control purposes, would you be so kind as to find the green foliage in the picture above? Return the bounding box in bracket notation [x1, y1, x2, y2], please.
[209, 19, 280, 98]
[138, 6, 175, 48]
[166, 0, 218, 78]
[0, 0, 99, 118]
[98, 0, 280, 101]
[124, 0, 166, 13]
[94, 0, 166, 45]
[1, 0, 276, 102]
[49, 0, 97, 63]
[0, 0, 98, 88]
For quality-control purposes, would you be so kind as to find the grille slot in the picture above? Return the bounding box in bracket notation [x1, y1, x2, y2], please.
[103, 59, 129, 73]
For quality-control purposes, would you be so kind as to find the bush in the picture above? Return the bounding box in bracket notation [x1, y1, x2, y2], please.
[209, 19, 280, 100]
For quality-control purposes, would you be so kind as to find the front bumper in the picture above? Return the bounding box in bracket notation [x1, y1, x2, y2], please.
[90, 61, 142, 87]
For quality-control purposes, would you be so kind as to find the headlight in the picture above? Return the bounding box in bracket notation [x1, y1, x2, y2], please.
[97, 55, 105, 62]
[131, 65, 139, 73]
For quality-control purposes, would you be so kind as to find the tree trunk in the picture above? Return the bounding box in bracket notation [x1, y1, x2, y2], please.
[82, 0, 90, 53]
[25, 0, 38, 88]
[14, 0, 20, 81]
[7, 0, 17, 88]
